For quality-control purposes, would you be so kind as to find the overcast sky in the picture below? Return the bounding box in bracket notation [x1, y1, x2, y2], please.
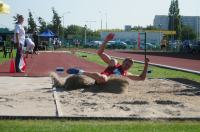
[0, 0, 199, 30]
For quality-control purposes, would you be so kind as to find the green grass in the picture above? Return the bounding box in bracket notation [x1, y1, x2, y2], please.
[0, 120, 200, 132]
[0, 50, 16, 64]
[77, 52, 200, 83]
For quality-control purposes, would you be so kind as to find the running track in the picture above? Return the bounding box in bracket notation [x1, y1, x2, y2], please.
[0, 50, 199, 77]
[0, 52, 104, 77]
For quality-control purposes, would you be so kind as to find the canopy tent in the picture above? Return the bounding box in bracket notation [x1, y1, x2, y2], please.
[0, 1, 10, 14]
[39, 29, 55, 37]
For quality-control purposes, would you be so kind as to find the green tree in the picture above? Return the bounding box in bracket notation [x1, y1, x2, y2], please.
[168, 0, 182, 40]
[145, 25, 158, 30]
[181, 25, 196, 40]
[0, 28, 10, 33]
[87, 30, 100, 41]
[64, 25, 100, 42]
[51, 7, 62, 36]
[131, 26, 144, 31]
[27, 10, 37, 33]
[66, 25, 82, 35]
[38, 17, 47, 33]
[65, 25, 84, 40]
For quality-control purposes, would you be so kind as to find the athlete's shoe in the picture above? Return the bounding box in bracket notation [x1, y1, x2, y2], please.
[66, 68, 84, 75]
[56, 67, 64, 74]
[147, 70, 152, 73]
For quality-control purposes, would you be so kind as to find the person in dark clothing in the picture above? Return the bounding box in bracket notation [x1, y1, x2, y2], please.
[33, 31, 39, 54]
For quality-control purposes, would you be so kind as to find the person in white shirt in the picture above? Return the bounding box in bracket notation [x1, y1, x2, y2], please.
[14, 15, 25, 72]
[25, 36, 35, 58]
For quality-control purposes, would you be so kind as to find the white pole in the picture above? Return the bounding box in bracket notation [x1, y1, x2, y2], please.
[62, 16, 65, 41]
[63, 15, 65, 28]
[198, 17, 199, 40]
[62, 11, 71, 41]
[159, 24, 162, 45]
[101, 19, 103, 30]
[99, 11, 103, 30]
[105, 13, 107, 30]
[85, 25, 87, 45]
[85, 21, 96, 30]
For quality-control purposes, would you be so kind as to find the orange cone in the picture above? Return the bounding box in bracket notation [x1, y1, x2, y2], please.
[9, 59, 15, 73]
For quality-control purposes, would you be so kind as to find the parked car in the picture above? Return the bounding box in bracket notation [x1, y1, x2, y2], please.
[107, 41, 127, 49]
[84, 40, 102, 48]
[126, 43, 134, 49]
[178, 40, 191, 52]
[190, 40, 200, 54]
[168, 40, 182, 48]
[140, 43, 157, 50]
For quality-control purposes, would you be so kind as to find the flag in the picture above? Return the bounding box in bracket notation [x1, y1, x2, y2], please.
[19, 56, 26, 72]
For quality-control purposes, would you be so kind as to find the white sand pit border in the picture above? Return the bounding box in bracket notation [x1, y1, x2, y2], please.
[52, 87, 63, 117]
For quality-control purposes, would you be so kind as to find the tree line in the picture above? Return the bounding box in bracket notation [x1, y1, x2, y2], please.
[8, 1, 198, 41]
[13, 7, 100, 41]
[168, 0, 196, 40]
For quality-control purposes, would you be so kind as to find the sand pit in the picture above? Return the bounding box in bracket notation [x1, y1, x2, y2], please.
[0, 77, 56, 116]
[0, 76, 200, 118]
[51, 74, 200, 118]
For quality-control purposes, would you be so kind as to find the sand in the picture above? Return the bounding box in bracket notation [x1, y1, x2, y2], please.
[0, 76, 200, 118]
[0, 77, 56, 116]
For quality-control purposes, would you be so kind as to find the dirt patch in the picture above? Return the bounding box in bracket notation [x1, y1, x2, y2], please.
[86, 77, 129, 94]
[155, 100, 181, 105]
[119, 100, 149, 105]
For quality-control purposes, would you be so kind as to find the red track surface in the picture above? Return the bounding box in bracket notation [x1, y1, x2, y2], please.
[1, 50, 199, 77]
[0, 52, 104, 77]
[81, 49, 200, 72]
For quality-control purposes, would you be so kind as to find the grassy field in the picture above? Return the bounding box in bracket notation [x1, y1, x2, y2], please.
[0, 120, 200, 132]
[0, 50, 16, 64]
[76, 52, 200, 83]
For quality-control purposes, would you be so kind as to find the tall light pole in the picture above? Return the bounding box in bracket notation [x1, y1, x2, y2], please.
[98, 11, 107, 30]
[62, 11, 71, 28]
[85, 20, 96, 30]
[84, 24, 87, 45]
[197, 16, 199, 40]
[159, 24, 162, 45]
[99, 11, 103, 30]
[172, 15, 174, 42]
[62, 11, 71, 41]
[105, 13, 107, 31]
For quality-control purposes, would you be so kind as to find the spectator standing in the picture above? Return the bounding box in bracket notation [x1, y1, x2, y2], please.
[14, 15, 25, 72]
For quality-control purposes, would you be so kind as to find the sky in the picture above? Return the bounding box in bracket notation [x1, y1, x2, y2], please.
[0, 0, 200, 30]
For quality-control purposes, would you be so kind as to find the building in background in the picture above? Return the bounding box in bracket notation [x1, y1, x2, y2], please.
[124, 25, 132, 31]
[154, 15, 200, 39]
[154, 15, 169, 30]
[100, 31, 163, 45]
